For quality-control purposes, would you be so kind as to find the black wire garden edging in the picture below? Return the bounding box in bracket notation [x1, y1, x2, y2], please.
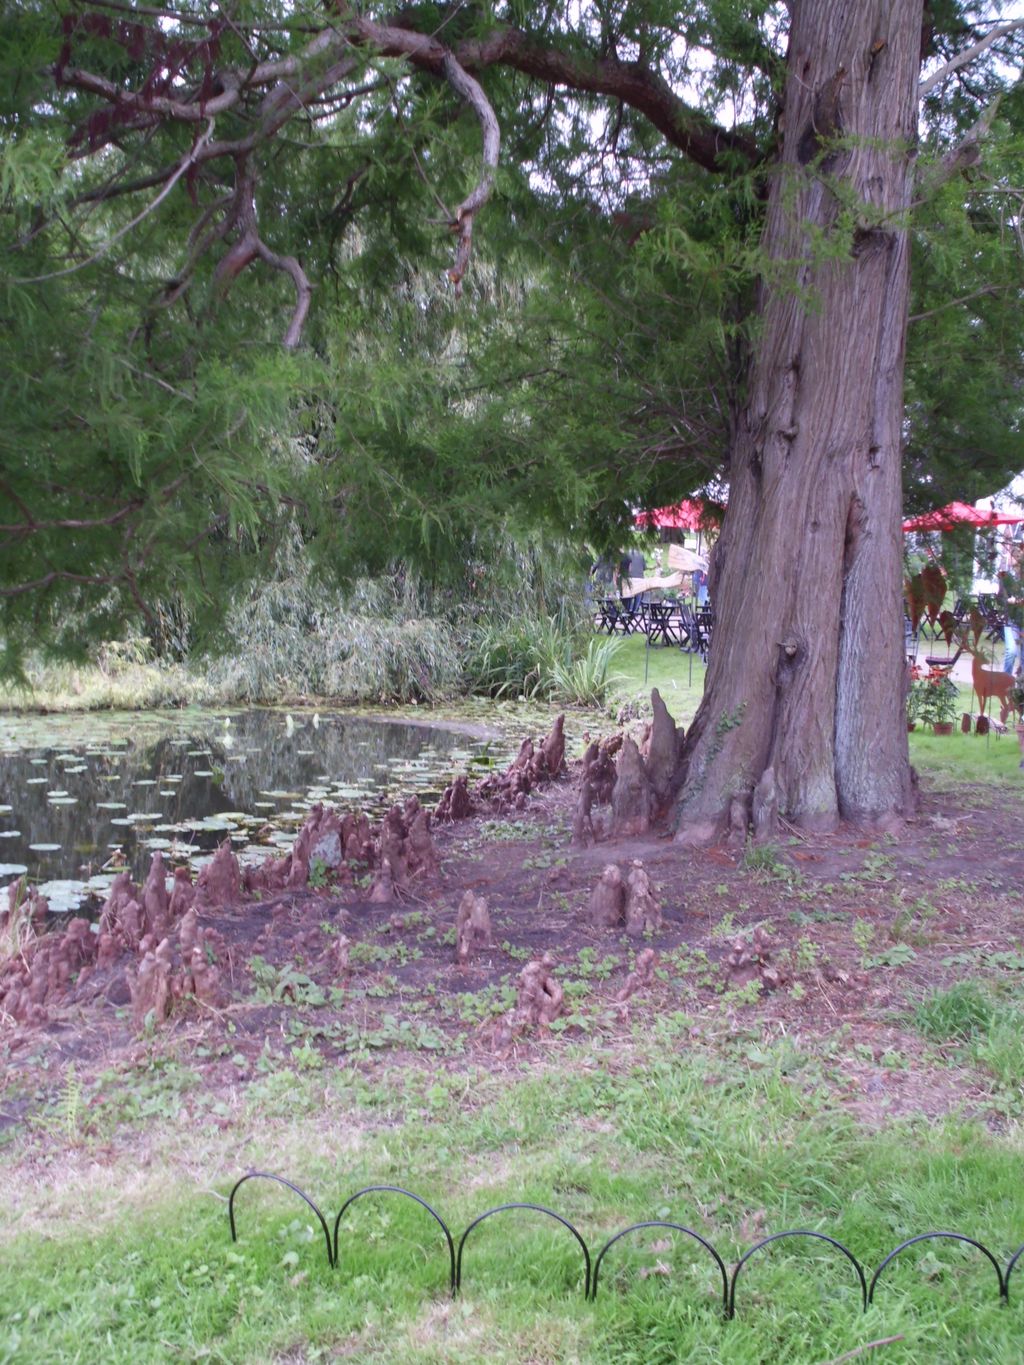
[227, 1171, 1024, 1318]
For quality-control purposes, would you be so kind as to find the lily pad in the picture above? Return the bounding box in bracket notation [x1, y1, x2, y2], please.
[28, 843, 62, 853]
[36, 880, 89, 913]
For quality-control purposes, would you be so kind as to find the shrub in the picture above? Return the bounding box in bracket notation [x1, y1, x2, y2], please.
[205, 576, 464, 704]
[462, 608, 620, 706]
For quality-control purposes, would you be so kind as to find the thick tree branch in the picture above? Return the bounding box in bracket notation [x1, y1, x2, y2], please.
[908, 283, 1005, 324]
[208, 162, 310, 347]
[352, 18, 758, 171]
[58, 14, 758, 172]
[0, 505, 141, 535]
[50, 8, 761, 340]
[919, 19, 1024, 99]
[915, 97, 1002, 197]
[253, 237, 313, 348]
[0, 571, 113, 597]
[441, 51, 499, 291]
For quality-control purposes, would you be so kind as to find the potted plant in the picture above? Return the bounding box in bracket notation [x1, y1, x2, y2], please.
[914, 667, 960, 735]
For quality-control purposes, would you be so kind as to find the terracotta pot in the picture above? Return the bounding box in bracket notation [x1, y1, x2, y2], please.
[932, 721, 954, 736]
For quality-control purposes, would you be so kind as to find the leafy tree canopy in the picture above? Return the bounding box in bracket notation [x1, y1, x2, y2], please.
[2, 1, 1024, 666]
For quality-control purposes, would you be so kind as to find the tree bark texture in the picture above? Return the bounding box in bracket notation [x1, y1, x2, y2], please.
[676, 0, 921, 840]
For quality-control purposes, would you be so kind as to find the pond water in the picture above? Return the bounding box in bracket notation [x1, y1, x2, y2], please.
[0, 708, 506, 911]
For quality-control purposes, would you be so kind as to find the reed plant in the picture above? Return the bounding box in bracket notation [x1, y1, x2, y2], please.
[0, 880, 37, 969]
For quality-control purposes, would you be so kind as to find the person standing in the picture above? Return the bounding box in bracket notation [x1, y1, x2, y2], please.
[627, 546, 646, 606]
[998, 543, 1023, 675]
[692, 566, 708, 607]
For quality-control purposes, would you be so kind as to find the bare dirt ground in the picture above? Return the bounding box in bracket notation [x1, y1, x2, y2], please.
[2, 728, 1023, 1143]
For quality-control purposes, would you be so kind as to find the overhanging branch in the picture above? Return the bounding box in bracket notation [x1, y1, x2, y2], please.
[440, 51, 499, 292]
[919, 19, 1024, 100]
[50, 7, 762, 343]
[13, 119, 217, 285]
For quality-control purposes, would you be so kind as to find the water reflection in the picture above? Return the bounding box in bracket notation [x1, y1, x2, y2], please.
[0, 708, 502, 904]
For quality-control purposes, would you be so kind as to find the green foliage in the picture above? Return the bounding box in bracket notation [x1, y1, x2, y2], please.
[740, 841, 788, 877]
[2, 0, 1024, 673]
[463, 607, 621, 705]
[207, 567, 464, 705]
[914, 981, 994, 1042]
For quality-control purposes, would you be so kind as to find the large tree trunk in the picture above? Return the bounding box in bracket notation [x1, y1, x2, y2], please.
[675, 0, 922, 842]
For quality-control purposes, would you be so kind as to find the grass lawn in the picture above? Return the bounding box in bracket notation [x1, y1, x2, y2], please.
[3, 1043, 1024, 1363]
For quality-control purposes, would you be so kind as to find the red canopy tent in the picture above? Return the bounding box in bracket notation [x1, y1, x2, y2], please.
[902, 500, 1024, 532]
[634, 498, 722, 530]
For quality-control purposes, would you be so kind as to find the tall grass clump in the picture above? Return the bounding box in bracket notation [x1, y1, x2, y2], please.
[463, 604, 621, 706]
[2, 532, 618, 711]
[913, 982, 1024, 1091]
[913, 981, 993, 1042]
[205, 569, 464, 704]
[0, 879, 37, 966]
[0, 637, 224, 712]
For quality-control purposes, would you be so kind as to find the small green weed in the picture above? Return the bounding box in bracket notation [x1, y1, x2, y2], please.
[914, 982, 993, 1042]
[249, 956, 328, 1008]
[864, 944, 917, 969]
[741, 841, 791, 880]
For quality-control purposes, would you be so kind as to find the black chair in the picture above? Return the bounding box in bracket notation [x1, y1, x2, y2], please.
[675, 602, 697, 652]
[693, 608, 714, 662]
[618, 596, 643, 635]
[596, 598, 622, 635]
[904, 616, 920, 665]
